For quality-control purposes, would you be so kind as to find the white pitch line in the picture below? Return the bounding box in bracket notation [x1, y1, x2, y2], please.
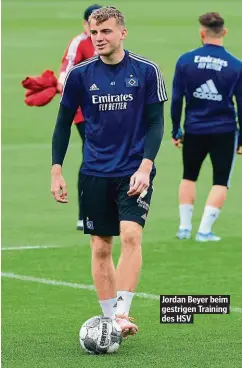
[230, 307, 242, 313]
[1, 273, 95, 291]
[1, 245, 61, 251]
[1, 272, 242, 314]
[1, 143, 80, 151]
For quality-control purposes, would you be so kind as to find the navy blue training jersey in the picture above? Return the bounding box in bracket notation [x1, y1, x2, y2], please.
[171, 44, 242, 135]
[61, 50, 168, 176]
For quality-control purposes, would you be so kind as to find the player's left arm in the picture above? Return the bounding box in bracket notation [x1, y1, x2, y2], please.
[128, 64, 167, 196]
[171, 58, 185, 148]
[234, 67, 242, 154]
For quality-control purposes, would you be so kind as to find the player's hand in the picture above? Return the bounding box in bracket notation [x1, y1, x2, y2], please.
[172, 128, 183, 148]
[127, 169, 150, 197]
[237, 146, 242, 154]
[56, 82, 63, 93]
[51, 169, 68, 203]
[172, 138, 183, 148]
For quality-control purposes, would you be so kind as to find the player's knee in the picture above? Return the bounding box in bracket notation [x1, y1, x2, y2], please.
[91, 236, 112, 259]
[212, 184, 228, 200]
[92, 245, 112, 259]
[120, 223, 142, 249]
[180, 179, 196, 188]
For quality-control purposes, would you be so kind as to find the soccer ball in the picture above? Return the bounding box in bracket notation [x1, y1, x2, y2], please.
[79, 316, 122, 354]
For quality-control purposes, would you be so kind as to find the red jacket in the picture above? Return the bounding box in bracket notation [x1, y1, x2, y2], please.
[59, 32, 95, 124]
[22, 70, 58, 106]
[22, 33, 94, 119]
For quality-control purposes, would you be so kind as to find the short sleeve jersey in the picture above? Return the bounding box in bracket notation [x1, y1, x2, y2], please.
[61, 50, 168, 176]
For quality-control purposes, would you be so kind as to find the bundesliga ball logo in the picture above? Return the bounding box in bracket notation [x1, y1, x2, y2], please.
[79, 316, 123, 354]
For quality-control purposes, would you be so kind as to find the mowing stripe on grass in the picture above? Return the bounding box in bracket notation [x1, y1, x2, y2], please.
[1, 272, 242, 314]
[1, 143, 79, 151]
[1, 140, 169, 151]
[2, 245, 61, 251]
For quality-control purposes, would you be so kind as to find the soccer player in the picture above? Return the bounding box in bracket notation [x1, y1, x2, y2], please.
[171, 12, 242, 242]
[51, 7, 167, 336]
[58, 4, 102, 231]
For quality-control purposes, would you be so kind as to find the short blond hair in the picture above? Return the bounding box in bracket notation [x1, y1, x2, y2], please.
[89, 6, 125, 26]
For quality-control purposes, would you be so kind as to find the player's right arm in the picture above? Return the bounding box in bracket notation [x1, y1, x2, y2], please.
[51, 68, 82, 202]
[234, 67, 242, 154]
[171, 58, 185, 147]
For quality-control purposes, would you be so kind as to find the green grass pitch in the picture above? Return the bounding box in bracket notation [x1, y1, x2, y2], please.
[2, 0, 242, 367]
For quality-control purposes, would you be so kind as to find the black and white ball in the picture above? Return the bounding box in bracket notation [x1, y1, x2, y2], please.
[79, 316, 122, 354]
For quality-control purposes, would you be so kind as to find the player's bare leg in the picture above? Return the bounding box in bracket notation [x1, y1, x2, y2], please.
[179, 179, 196, 205]
[205, 185, 227, 208]
[177, 179, 195, 239]
[91, 236, 117, 318]
[115, 221, 141, 336]
[196, 185, 226, 241]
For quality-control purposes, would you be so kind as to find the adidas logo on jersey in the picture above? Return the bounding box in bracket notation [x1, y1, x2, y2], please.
[89, 83, 99, 91]
[193, 79, 222, 101]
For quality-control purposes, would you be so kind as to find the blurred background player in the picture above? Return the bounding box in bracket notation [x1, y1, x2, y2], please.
[57, 4, 102, 231]
[171, 12, 242, 242]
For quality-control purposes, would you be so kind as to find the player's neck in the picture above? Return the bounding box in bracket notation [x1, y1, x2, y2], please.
[203, 38, 223, 47]
[100, 49, 125, 65]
